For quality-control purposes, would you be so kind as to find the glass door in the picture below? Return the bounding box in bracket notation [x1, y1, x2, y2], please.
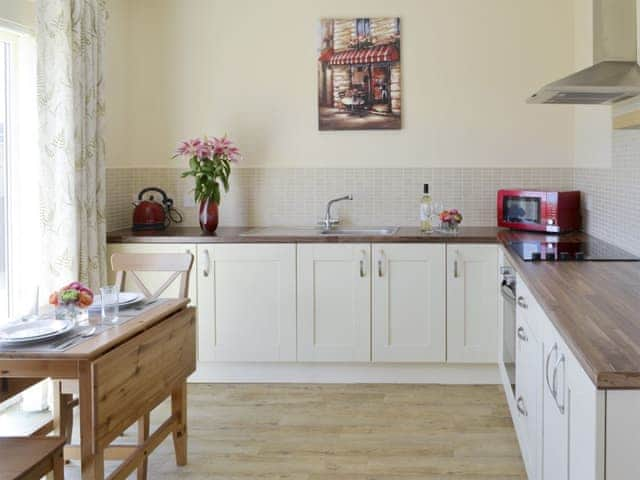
[0, 39, 9, 321]
[503, 196, 541, 225]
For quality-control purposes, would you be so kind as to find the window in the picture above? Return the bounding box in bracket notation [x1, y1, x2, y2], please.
[355, 18, 371, 48]
[356, 18, 370, 37]
[0, 26, 39, 324]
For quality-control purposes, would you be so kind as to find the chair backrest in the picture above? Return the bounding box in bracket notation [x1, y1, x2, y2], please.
[110, 252, 194, 301]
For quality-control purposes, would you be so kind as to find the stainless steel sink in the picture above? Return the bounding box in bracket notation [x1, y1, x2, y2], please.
[320, 227, 398, 236]
[239, 226, 398, 237]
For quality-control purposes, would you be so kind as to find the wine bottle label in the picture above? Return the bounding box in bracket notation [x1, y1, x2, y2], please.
[420, 204, 430, 221]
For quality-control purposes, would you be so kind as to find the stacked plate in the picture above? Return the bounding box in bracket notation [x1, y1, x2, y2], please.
[88, 292, 145, 312]
[0, 317, 75, 345]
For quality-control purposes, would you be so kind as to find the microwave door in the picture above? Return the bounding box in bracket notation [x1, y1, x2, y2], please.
[504, 196, 542, 226]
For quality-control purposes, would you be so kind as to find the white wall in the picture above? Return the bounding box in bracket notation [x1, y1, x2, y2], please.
[0, 0, 35, 29]
[105, 0, 576, 169]
[104, 0, 130, 174]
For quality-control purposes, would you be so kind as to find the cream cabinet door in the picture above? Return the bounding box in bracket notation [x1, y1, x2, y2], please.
[542, 316, 605, 480]
[297, 244, 371, 362]
[106, 243, 197, 305]
[372, 244, 445, 362]
[196, 244, 296, 362]
[514, 302, 541, 479]
[446, 244, 499, 363]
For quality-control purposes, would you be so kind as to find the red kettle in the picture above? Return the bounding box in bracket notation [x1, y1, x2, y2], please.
[132, 187, 181, 231]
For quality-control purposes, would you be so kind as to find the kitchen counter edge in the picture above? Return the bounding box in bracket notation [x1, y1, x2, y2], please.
[106, 226, 503, 244]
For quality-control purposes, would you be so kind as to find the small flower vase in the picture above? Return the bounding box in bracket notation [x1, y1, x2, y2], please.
[199, 198, 219, 234]
[443, 222, 460, 234]
[55, 304, 85, 325]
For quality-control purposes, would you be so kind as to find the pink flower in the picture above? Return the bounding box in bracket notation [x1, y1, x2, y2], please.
[212, 135, 242, 163]
[175, 135, 241, 163]
[175, 138, 202, 157]
[196, 143, 212, 159]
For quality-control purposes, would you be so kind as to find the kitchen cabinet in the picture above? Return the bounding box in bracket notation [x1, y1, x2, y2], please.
[514, 278, 542, 480]
[613, 108, 640, 129]
[446, 244, 499, 363]
[106, 243, 197, 305]
[542, 312, 605, 480]
[196, 244, 296, 362]
[372, 244, 445, 362]
[297, 244, 371, 362]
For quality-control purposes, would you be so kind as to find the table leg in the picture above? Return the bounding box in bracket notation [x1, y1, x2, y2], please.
[171, 382, 187, 466]
[137, 413, 150, 480]
[79, 361, 104, 479]
[53, 446, 65, 480]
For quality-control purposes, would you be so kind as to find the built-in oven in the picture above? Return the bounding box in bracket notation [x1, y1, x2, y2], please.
[499, 259, 517, 399]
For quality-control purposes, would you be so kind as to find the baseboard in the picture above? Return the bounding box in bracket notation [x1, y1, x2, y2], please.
[190, 362, 501, 384]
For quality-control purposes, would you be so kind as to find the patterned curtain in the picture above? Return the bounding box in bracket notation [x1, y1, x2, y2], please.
[36, 0, 107, 292]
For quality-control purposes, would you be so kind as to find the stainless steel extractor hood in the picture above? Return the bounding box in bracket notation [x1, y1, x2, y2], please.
[528, 0, 640, 105]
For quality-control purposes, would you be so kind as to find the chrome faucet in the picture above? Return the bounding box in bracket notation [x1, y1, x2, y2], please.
[321, 194, 353, 230]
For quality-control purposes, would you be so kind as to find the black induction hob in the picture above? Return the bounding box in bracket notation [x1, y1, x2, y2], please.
[509, 238, 640, 262]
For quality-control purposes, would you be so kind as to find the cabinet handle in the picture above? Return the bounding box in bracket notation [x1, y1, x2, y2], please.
[517, 296, 528, 309]
[202, 249, 211, 277]
[517, 326, 528, 342]
[552, 354, 566, 414]
[378, 250, 385, 277]
[359, 250, 367, 277]
[453, 250, 461, 278]
[516, 396, 528, 416]
[545, 343, 557, 398]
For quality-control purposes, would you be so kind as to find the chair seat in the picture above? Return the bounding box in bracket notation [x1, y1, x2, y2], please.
[0, 437, 65, 480]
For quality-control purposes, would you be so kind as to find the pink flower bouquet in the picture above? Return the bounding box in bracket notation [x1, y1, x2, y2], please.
[49, 282, 94, 309]
[173, 135, 241, 204]
[439, 209, 463, 232]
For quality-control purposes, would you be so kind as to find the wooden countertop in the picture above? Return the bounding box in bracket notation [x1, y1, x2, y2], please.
[499, 233, 640, 390]
[107, 226, 504, 244]
[107, 226, 640, 389]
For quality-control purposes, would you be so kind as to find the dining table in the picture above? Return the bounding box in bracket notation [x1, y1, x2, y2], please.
[0, 298, 196, 480]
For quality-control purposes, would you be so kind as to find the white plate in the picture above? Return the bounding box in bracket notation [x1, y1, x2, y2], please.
[0, 318, 75, 344]
[89, 292, 144, 311]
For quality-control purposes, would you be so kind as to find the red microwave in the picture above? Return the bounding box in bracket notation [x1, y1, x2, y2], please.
[497, 190, 581, 233]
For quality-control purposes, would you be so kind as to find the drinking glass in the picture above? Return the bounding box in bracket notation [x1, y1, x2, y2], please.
[431, 201, 444, 230]
[100, 286, 119, 324]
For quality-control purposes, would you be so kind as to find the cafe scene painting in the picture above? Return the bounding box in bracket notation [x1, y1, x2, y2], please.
[318, 17, 402, 130]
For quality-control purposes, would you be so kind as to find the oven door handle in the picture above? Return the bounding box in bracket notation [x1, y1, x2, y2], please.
[501, 283, 516, 303]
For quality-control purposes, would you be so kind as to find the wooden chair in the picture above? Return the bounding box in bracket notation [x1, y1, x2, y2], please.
[111, 252, 194, 303]
[109, 252, 194, 480]
[0, 437, 65, 479]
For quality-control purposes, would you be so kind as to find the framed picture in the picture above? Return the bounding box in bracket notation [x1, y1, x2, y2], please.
[317, 17, 401, 130]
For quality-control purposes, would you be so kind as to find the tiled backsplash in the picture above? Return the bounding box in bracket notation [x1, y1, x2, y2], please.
[107, 167, 573, 231]
[575, 130, 640, 256]
[107, 130, 639, 257]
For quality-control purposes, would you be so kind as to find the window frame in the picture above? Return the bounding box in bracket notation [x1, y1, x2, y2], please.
[0, 26, 37, 321]
[0, 29, 16, 320]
